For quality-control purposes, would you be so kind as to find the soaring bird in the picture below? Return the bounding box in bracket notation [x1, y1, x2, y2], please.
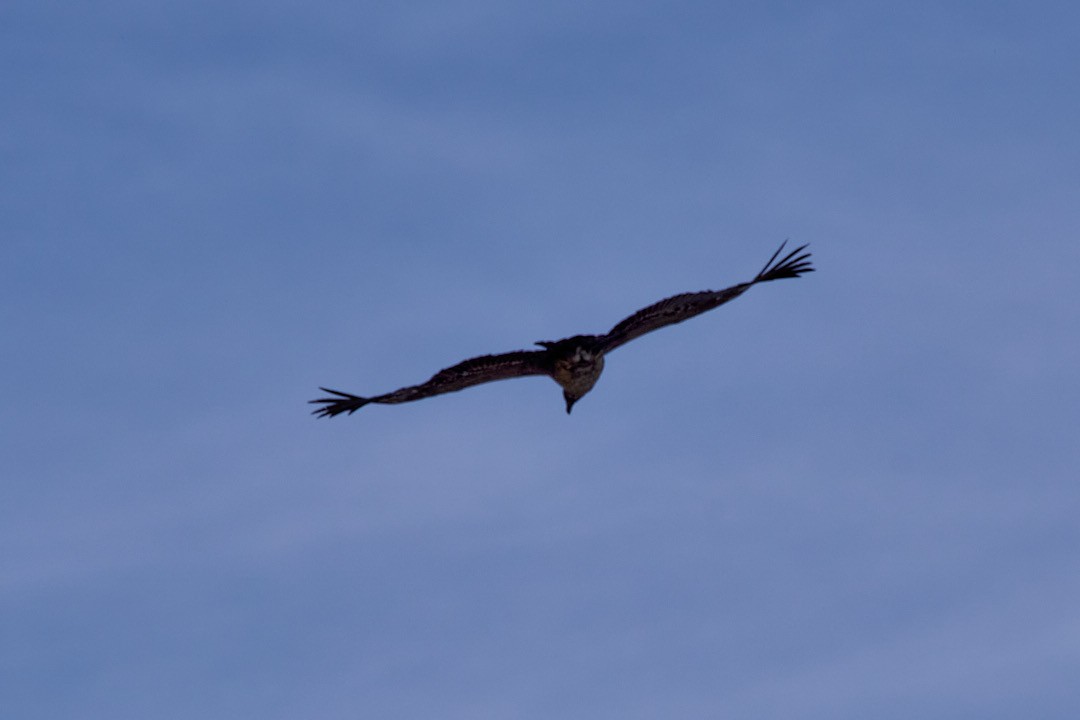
[311, 242, 813, 417]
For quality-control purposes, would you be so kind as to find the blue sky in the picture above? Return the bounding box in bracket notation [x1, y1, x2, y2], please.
[3, 1, 1079, 717]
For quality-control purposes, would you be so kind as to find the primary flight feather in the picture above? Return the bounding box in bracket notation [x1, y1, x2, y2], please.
[311, 241, 813, 417]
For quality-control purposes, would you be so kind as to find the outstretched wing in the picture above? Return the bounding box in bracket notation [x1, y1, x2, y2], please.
[595, 242, 813, 354]
[310, 349, 551, 418]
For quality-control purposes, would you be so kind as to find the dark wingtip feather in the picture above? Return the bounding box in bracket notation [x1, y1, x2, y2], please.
[309, 388, 372, 418]
[754, 242, 814, 283]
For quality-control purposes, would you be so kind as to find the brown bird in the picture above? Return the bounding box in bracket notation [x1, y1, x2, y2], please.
[311, 242, 813, 417]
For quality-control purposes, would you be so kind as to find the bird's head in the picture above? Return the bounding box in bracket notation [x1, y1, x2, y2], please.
[563, 390, 581, 414]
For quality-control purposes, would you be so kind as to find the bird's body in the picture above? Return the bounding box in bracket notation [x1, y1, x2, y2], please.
[311, 242, 813, 417]
[540, 336, 606, 413]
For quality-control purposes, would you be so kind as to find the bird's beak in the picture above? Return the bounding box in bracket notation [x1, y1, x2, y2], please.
[564, 396, 576, 414]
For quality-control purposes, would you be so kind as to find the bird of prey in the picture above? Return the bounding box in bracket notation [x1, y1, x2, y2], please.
[311, 242, 813, 417]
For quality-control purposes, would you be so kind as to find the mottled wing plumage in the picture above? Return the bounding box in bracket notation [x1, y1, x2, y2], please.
[309, 350, 550, 418]
[596, 286, 751, 353]
[596, 242, 813, 353]
[378, 351, 551, 403]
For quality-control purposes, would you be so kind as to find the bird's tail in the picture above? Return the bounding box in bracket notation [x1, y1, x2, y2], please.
[309, 387, 372, 418]
[754, 241, 814, 283]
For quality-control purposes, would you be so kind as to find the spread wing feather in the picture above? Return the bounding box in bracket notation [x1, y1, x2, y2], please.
[596, 242, 813, 353]
[310, 350, 550, 418]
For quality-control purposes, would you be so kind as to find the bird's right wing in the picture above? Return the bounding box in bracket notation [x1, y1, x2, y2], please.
[310, 350, 551, 418]
[595, 242, 813, 354]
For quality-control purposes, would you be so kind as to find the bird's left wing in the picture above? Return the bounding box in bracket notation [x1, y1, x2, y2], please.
[595, 242, 813, 354]
[310, 349, 551, 418]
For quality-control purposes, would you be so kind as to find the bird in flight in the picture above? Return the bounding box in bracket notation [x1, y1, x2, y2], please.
[311, 242, 813, 417]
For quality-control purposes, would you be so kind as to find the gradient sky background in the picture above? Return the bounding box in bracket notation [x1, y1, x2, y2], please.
[3, 1, 1079, 718]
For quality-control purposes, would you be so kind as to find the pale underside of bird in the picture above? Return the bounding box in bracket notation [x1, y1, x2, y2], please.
[311, 242, 813, 417]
